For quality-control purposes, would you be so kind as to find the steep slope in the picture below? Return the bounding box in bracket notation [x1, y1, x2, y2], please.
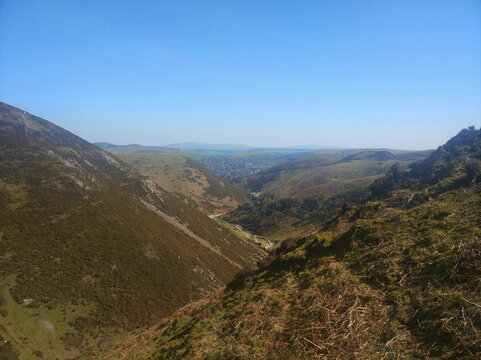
[116, 153, 247, 214]
[224, 188, 369, 242]
[90, 127, 481, 359]
[0, 103, 264, 359]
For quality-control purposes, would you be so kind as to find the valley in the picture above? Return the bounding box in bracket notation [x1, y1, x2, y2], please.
[3, 2, 478, 358]
[85, 126, 481, 360]
[116, 153, 247, 214]
[0, 104, 478, 360]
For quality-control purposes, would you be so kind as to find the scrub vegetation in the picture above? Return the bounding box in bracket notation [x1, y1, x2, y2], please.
[117, 153, 247, 214]
[88, 127, 481, 359]
[0, 103, 264, 359]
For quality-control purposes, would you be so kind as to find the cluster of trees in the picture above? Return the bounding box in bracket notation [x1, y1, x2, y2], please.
[225, 188, 369, 237]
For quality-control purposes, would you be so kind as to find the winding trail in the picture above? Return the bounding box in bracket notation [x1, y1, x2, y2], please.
[209, 213, 273, 250]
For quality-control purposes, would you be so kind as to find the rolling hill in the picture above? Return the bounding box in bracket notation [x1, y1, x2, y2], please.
[243, 150, 431, 198]
[0, 103, 264, 359]
[88, 127, 481, 359]
[226, 150, 433, 242]
[243, 152, 398, 198]
[116, 153, 247, 214]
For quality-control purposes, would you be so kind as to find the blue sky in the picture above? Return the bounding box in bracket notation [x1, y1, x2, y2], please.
[1, 0, 480, 149]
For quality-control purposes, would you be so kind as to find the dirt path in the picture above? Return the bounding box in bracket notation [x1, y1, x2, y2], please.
[208, 212, 227, 219]
[234, 224, 273, 250]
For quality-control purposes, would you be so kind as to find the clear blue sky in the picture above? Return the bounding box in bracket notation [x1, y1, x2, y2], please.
[1, 0, 480, 149]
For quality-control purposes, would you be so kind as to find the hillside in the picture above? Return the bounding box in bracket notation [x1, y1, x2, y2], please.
[226, 149, 434, 242]
[89, 127, 481, 359]
[116, 153, 247, 214]
[244, 152, 400, 198]
[0, 103, 264, 359]
[190, 149, 431, 185]
[226, 152, 431, 242]
[224, 189, 369, 242]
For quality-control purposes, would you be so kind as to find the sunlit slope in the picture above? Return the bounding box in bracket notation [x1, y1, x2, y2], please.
[90, 127, 481, 359]
[117, 153, 247, 214]
[0, 102, 264, 359]
[227, 149, 432, 242]
[245, 152, 403, 198]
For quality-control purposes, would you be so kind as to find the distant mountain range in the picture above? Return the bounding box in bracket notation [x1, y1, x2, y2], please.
[94, 142, 181, 154]
[96, 142, 343, 155]
[165, 143, 348, 154]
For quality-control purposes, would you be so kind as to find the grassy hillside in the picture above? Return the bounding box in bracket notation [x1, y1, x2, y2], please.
[88, 127, 481, 359]
[117, 153, 247, 214]
[224, 188, 369, 243]
[227, 152, 401, 242]
[0, 103, 264, 359]
[227, 150, 432, 242]
[243, 152, 403, 198]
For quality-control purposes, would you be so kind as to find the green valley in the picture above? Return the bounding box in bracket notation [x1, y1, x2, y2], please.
[87, 127, 481, 360]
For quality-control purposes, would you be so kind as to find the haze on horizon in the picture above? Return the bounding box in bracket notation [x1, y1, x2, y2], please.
[1, 0, 480, 150]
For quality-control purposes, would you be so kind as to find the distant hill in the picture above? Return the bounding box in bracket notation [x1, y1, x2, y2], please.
[165, 142, 256, 153]
[89, 127, 481, 360]
[283, 144, 343, 150]
[94, 142, 180, 154]
[311, 147, 433, 158]
[188, 149, 432, 185]
[117, 153, 247, 214]
[243, 150, 432, 198]
[337, 150, 397, 162]
[167, 143, 341, 154]
[0, 103, 264, 359]
[228, 150, 432, 241]
[243, 152, 401, 198]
